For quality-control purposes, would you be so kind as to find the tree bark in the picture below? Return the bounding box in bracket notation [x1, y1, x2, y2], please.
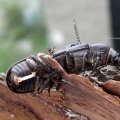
[0, 56, 120, 120]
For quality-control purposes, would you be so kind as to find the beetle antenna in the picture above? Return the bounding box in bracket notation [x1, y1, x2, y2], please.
[46, 43, 56, 56]
[73, 19, 81, 44]
[48, 46, 56, 56]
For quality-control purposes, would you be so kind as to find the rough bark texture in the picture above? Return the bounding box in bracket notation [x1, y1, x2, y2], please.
[1, 56, 120, 120]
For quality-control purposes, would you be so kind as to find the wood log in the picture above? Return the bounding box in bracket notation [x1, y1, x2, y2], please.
[0, 55, 120, 120]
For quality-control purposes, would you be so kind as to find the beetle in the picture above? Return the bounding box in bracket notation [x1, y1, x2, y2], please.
[53, 43, 120, 74]
[6, 54, 63, 94]
[6, 20, 120, 94]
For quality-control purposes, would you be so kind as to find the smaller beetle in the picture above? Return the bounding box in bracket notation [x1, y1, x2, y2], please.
[6, 54, 62, 95]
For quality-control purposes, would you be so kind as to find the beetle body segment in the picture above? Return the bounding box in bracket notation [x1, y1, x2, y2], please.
[6, 58, 38, 93]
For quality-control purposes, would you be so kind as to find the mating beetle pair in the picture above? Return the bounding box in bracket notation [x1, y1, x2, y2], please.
[6, 20, 120, 94]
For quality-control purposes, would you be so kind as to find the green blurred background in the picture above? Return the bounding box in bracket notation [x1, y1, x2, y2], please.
[0, 0, 47, 72]
[0, 0, 120, 73]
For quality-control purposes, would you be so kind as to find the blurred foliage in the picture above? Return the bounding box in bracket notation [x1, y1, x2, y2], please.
[0, 0, 47, 72]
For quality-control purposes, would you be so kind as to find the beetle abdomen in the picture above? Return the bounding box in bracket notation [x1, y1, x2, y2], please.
[6, 59, 39, 93]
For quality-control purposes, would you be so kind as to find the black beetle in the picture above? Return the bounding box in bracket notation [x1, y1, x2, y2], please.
[6, 20, 120, 94]
[6, 54, 63, 94]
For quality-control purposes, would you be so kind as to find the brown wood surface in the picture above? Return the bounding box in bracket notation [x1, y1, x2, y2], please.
[0, 74, 120, 120]
[0, 55, 120, 120]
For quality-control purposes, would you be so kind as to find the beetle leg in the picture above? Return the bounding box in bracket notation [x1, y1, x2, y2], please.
[37, 79, 52, 94]
[82, 53, 87, 71]
[47, 78, 64, 96]
[37, 78, 44, 94]
[66, 51, 75, 71]
[80, 53, 88, 76]
[37, 86, 44, 94]
[56, 82, 63, 91]
[48, 80, 54, 97]
[114, 54, 120, 69]
[51, 77, 65, 92]
[91, 56, 100, 74]
[54, 78, 67, 95]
